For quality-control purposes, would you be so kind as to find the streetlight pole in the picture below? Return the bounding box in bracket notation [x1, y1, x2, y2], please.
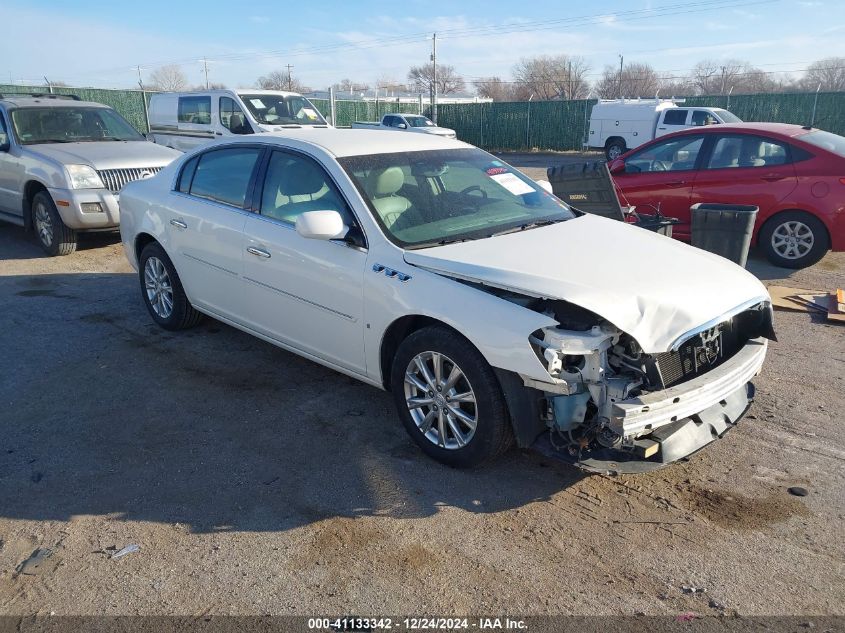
[431, 32, 437, 124]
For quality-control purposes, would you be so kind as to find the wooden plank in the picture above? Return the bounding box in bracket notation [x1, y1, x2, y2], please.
[796, 293, 835, 312]
[835, 289, 844, 314]
[767, 286, 825, 312]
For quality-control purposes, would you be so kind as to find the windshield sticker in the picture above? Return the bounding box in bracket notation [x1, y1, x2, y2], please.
[489, 172, 535, 196]
[302, 107, 319, 121]
[485, 166, 508, 175]
[249, 99, 267, 109]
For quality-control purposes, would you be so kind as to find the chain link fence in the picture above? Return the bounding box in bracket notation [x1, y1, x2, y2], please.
[2, 83, 842, 151]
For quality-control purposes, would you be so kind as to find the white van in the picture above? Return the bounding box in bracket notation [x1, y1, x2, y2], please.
[587, 99, 741, 160]
[147, 89, 330, 152]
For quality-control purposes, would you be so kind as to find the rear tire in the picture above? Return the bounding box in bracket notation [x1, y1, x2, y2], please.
[605, 139, 626, 161]
[32, 191, 76, 256]
[138, 242, 204, 330]
[390, 326, 513, 468]
[759, 211, 829, 269]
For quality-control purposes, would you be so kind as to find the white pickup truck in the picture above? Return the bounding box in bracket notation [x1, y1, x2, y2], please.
[588, 99, 741, 160]
[351, 113, 456, 139]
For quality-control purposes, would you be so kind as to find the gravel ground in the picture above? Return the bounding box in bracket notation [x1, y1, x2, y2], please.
[0, 162, 843, 617]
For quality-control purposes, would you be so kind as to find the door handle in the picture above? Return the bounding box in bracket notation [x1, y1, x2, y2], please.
[761, 174, 785, 181]
[247, 246, 271, 258]
[169, 219, 187, 229]
[666, 180, 686, 188]
[214, 132, 223, 136]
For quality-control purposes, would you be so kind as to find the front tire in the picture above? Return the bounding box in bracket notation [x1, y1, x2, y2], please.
[32, 191, 76, 256]
[390, 326, 512, 468]
[759, 211, 829, 269]
[138, 242, 203, 330]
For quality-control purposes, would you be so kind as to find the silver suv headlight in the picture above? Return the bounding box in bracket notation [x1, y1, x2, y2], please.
[66, 164, 104, 189]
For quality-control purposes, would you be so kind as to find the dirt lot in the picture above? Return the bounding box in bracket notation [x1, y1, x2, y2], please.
[0, 161, 844, 617]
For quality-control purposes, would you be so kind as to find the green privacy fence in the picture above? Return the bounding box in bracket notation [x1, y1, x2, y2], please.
[0, 84, 151, 134]
[3, 83, 843, 150]
[436, 91, 845, 152]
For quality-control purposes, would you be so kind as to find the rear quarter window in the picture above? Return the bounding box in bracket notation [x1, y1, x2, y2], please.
[178, 96, 211, 125]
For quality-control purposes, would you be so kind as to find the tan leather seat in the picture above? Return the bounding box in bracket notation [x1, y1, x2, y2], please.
[367, 167, 412, 229]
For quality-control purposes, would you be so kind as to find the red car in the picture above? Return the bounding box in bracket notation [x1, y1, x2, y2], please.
[608, 122, 845, 268]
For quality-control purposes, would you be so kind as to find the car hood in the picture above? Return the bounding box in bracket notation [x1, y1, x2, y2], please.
[416, 126, 456, 136]
[403, 214, 770, 353]
[26, 141, 181, 170]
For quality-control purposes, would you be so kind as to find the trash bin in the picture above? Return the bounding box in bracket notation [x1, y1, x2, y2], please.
[690, 203, 758, 267]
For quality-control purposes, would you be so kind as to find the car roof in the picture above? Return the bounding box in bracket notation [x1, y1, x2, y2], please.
[0, 96, 108, 109]
[668, 121, 814, 138]
[219, 128, 471, 158]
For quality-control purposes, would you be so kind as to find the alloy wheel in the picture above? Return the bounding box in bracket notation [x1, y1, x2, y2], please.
[144, 256, 174, 319]
[771, 220, 814, 260]
[403, 351, 477, 450]
[34, 201, 53, 248]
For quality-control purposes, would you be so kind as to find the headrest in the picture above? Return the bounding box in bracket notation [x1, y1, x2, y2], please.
[279, 161, 325, 196]
[371, 167, 404, 196]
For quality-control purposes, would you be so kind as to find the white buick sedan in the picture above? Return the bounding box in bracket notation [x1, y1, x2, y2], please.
[119, 130, 774, 473]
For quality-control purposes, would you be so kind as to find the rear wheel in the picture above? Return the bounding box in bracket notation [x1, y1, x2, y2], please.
[32, 191, 76, 256]
[605, 139, 626, 161]
[390, 326, 512, 468]
[759, 211, 829, 269]
[138, 242, 203, 330]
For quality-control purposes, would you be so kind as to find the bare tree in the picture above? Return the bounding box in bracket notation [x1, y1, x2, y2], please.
[799, 57, 845, 91]
[332, 78, 370, 94]
[257, 70, 311, 93]
[474, 76, 517, 101]
[148, 65, 189, 92]
[509, 55, 590, 100]
[375, 75, 407, 95]
[657, 74, 695, 98]
[407, 63, 466, 95]
[595, 62, 660, 99]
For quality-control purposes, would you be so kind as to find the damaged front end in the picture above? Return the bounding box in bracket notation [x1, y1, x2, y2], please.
[524, 300, 773, 474]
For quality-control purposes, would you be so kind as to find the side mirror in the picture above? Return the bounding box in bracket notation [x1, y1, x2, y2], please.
[0, 131, 9, 151]
[535, 179, 553, 194]
[608, 159, 625, 175]
[295, 210, 349, 241]
[397, 123, 407, 129]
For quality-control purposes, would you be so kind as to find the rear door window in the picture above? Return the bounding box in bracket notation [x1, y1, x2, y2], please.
[705, 135, 791, 169]
[178, 96, 211, 125]
[662, 109, 688, 126]
[188, 147, 261, 207]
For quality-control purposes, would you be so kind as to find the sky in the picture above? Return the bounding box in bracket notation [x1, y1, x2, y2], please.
[1, 0, 843, 92]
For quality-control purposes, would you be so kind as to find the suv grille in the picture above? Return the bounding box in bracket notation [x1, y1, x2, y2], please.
[97, 167, 162, 193]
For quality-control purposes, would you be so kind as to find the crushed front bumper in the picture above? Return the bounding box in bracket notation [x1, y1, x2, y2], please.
[533, 337, 767, 475]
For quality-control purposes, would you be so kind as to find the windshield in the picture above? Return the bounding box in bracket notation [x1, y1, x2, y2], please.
[713, 109, 742, 123]
[339, 148, 574, 248]
[800, 129, 845, 157]
[239, 94, 327, 126]
[11, 107, 144, 144]
[405, 116, 435, 128]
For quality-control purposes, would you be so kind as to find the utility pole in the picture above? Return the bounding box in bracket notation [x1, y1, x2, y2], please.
[618, 55, 624, 99]
[136, 65, 144, 90]
[568, 60, 572, 100]
[431, 32, 437, 124]
[202, 57, 209, 89]
[720, 65, 727, 95]
[285, 64, 294, 91]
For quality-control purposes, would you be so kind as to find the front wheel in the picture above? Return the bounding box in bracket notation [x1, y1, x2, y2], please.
[32, 191, 76, 256]
[390, 326, 513, 468]
[138, 242, 204, 330]
[759, 211, 829, 269]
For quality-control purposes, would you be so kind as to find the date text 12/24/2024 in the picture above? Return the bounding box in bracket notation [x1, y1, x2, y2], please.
[308, 617, 528, 630]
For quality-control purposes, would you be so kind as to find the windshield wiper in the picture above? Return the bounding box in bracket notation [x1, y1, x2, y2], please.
[487, 217, 566, 238]
[30, 138, 74, 144]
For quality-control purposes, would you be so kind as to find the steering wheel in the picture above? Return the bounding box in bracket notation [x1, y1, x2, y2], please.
[460, 185, 488, 198]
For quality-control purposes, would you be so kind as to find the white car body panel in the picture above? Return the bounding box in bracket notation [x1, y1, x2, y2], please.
[119, 129, 771, 471]
[403, 214, 770, 353]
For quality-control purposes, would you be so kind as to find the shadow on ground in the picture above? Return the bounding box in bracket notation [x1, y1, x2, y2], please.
[0, 272, 583, 534]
